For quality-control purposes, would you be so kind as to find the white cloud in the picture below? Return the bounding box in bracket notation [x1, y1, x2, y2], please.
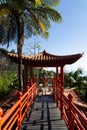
[65, 53, 87, 75]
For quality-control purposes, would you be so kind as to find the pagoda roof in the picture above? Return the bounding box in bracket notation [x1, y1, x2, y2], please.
[8, 50, 83, 67]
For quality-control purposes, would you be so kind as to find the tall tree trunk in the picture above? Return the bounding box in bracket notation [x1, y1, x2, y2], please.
[16, 15, 24, 91]
[17, 45, 23, 91]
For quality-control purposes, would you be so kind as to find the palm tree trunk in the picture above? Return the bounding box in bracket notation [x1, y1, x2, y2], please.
[17, 46, 23, 91]
[16, 15, 24, 91]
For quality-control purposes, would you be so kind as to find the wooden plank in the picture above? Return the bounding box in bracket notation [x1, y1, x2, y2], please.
[21, 95, 68, 130]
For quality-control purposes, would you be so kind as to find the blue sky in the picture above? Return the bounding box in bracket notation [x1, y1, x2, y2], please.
[1, 0, 87, 74]
[38, 0, 87, 74]
[25, 0, 87, 74]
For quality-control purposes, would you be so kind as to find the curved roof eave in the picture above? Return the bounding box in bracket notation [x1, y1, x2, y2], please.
[8, 50, 83, 67]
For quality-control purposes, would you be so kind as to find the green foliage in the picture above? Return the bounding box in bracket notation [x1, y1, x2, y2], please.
[75, 77, 87, 100]
[43, 0, 60, 7]
[0, 0, 62, 91]
[64, 69, 87, 100]
[0, 48, 18, 100]
[0, 72, 18, 101]
[0, 0, 62, 45]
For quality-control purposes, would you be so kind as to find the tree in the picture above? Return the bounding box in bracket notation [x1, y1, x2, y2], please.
[73, 68, 82, 81]
[0, 48, 17, 75]
[0, 0, 62, 91]
[0, 48, 8, 74]
[29, 41, 41, 55]
[64, 69, 82, 88]
[64, 69, 87, 100]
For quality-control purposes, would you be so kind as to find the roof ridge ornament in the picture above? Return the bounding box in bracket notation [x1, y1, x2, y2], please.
[43, 49, 46, 55]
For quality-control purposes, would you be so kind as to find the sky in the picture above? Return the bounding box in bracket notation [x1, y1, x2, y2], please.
[1, 0, 87, 74]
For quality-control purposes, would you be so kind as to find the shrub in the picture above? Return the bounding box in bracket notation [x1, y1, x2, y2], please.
[0, 72, 18, 101]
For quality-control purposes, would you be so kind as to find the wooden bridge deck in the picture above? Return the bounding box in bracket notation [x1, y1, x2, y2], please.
[21, 95, 68, 130]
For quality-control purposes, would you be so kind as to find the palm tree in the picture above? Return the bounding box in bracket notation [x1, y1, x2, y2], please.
[73, 68, 82, 80]
[0, 0, 62, 91]
[0, 48, 8, 74]
[64, 69, 83, 88]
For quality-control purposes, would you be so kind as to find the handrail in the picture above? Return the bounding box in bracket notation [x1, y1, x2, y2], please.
[62, 94, 87, 130]
[0, 79, 87, 130]
[53, 79, 87, 130]
[0, 83, 36, 130]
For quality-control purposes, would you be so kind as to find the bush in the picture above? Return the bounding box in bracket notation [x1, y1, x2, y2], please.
[0, 72, 18, 101]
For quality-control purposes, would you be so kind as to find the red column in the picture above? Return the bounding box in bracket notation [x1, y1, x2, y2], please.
[30, 67, 33, 80]
[25, 65, 28, 86]
[56, 67, 58, 81]
[61, 66, 64, 87]
[60, 66, 64, 119]
[56, 67, 59, 107]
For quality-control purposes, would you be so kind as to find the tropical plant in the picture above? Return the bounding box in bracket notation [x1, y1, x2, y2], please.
[0, 0, 62, 91]
[29, 42, 41, 55]
[0, 48, 18, 74]
[0, 72, 18, 101]
[64, 71, 75, 88]
[64, 69, 87, 100]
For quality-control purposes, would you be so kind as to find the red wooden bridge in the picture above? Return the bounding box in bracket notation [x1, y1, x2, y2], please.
[0, 81, 87, 130]
[0, 50, 87, 130]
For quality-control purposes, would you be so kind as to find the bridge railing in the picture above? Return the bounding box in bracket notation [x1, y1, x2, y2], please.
[62, 94, 87, 130]
[0, 83, 36, 130]
[53, 79, 87, 130]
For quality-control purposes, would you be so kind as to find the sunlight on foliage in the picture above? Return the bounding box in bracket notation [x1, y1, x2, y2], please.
[0, 8, 10, 16]
[36, 0, 42, 4]
[37, 18, 46, 32]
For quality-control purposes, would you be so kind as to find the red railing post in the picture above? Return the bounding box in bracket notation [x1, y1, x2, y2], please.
[0, 107, 3, 130]
[32, 83, 36, 102]
[56, 81, 59, 108]
[25, 86, 29, 92]
[52, 79, 54, 95]
[57, 80, 61, 109]
[32, 85, 34, 103]
[33, 83, 36, 98]
[54, 79, 57, 102]
[61, 87, 64, 119]
[25, 86, 29, 117]
[29, 79, 33, 87]
[68, 94, 74, 130]
[18, 91, 23, 128]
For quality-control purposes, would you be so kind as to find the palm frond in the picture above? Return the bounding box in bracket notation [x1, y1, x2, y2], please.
[43, 0, 60, 7]
[0, 13, 17, 46]
[0, 4, 11, 16]
[35, 0, 42, 5]
[35, 6, 62, 23]
[37, 18, 46, 32]
[0, 8, 10, 15]
[0, 0, 62, 46]
[47, 7, 62, 22]
[24, 10, 49, 39]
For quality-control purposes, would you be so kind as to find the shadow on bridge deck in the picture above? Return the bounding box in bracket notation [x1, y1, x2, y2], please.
[21, 95, 68, 130]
